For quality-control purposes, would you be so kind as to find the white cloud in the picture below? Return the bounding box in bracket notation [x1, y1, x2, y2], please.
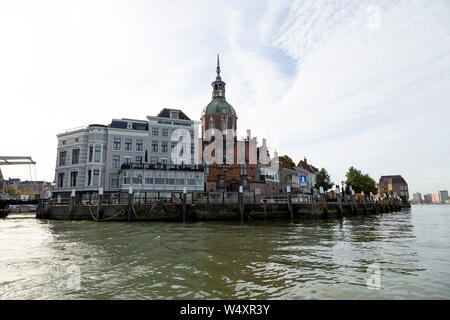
[0, 0, 448, 195]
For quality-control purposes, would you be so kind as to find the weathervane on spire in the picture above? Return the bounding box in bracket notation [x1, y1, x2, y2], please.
[216, 54, 221, 80]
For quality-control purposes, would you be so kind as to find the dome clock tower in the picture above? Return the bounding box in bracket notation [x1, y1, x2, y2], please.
[201, 55, 254, 192]
[201, 55, 237, 137]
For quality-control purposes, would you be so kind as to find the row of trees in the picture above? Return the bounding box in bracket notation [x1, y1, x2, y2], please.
[281, 155, 377, 195]
[315, 166, 377, 195]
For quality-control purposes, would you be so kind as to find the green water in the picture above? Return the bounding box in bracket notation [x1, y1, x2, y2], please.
[0, 205, 449, 299]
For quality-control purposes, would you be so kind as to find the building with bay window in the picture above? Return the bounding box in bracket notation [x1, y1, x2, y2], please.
[53, 108, 201, 198]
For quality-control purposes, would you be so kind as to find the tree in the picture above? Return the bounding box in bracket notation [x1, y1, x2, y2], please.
[315, 168, 333, 192]
[5, 185, 19, 196]
[344, 166, 377, 195]
[281, 155, 295, 168]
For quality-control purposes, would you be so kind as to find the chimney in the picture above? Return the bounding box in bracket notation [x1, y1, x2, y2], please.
[304, 157, 307, 164]
[246, 129, 251, 139]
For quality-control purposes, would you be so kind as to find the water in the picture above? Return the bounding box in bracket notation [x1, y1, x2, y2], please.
[0, 206, 449, 299]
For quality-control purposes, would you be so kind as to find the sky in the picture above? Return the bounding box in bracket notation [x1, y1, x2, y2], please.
[0, 0, 449, 195]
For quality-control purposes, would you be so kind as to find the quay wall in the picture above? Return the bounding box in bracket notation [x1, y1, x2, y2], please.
[37, 201, 405, 222]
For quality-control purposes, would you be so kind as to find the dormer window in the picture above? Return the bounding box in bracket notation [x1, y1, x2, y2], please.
[170, 111, 179, 119]
[127, 122, 132, 129]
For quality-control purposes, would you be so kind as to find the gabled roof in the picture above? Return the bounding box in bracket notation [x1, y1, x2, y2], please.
[279, 156, 296, 171]
[157, 108, 191, 121]
[297, 159, 317, 173]
[380, 175, 407, 184]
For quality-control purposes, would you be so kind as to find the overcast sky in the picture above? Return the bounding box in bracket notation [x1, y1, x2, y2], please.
[0, 0, 449, 195]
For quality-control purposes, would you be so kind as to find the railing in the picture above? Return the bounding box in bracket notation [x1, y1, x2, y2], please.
[0, 192, 40, 202]
[120, 163, 204, 171]
[48, 191, 257, 206]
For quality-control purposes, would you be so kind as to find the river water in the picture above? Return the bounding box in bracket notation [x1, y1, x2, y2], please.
[0, 205, 449, 299]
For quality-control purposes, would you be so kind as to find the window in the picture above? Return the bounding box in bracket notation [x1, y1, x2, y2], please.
[170, 111, 179, 119]
[133, 173, 142, 184]
[240, 164, 248, 176]
[125, 139, 132, 151]
[72, 149, 79, 164]
[136, 140, 143, 151]
[94, 145, 101, 162]
[162, 128, 169, 136]
[210, 120, 214, 129]
[176, 178, 185, 185]
[180, 143, 185, 155]
[144, 172, 153, 185]
[171, 141, 177, 150]
[135, 156, 142, 164]
[123, 172, 130, 185]
[152, 141, 158, 152]
[111, 175, 119, 188]
[152, 127, 159, 136]
[62, 140, 66, 145]
[123, 157, 132, 165]
[161, 158, 168, 165]
[89, 146, 93, 162]
[93, 169, 100, 186]
[161, 142, 168, 153]
[75, 138, 79, 143]
[112, 155, 120, 168]
[59, 151, 66, 166]
[70, 171, 78, 187]
[113, 138, 121, 150]
[57, 172, 65, 188]
[151, 156, 158, 164]
[87, 169, 92, 186]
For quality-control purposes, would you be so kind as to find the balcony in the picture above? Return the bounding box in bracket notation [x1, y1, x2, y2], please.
[120, 163, 204, 171]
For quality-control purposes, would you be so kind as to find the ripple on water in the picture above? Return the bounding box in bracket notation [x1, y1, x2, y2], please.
[1, 207, 450, 299]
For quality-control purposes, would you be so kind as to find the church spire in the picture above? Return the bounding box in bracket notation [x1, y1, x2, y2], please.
[212, 54, 225, 99]
[216, 54, 221, 80]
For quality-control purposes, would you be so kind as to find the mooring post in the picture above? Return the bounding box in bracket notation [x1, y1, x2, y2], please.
[287, 186, 293, 220]
[128, 186, 133, 222]
[336, 185, 342, 216]
[182, 187, 187, 223]
[97, 187, 103, 220]
[239, 185, 244, 222]
[69, 189, 75, 220]
[362, 191, 366, 214]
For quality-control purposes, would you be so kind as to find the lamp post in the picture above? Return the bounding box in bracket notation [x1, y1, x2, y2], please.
[182, 186, 187, 222]
[128, 185, 133, 222]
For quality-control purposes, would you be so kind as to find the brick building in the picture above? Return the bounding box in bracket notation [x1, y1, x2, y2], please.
[378, 175, 409, 200]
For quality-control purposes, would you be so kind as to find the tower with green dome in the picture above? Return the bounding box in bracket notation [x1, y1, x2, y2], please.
[201, 55, 237, 137]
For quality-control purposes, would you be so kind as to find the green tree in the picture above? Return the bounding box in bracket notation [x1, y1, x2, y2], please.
[5, 185, 19, 196]
[315, 168, 333, 192]
[281, 155, 295, 168]
[344, 166, 377, 195]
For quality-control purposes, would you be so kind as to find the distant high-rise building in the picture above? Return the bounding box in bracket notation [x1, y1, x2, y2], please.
[413, 192, 422, 204]
[438, 190, 449, 204]
[432, 193, 440, 204]
[424, 193, 432, 204]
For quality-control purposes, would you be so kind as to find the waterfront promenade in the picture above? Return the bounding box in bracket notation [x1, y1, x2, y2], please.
[36, 192, 406, 222]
